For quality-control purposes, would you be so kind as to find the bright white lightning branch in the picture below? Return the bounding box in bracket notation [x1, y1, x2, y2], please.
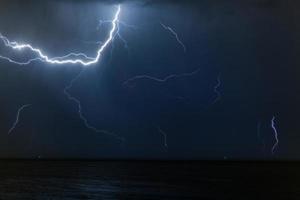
[1, 5, 125, 142]
[160, 22, 186, 52]
[8, 104, 31, 134]
[123, 68, 201, 86]
[0, 5, 121, 66]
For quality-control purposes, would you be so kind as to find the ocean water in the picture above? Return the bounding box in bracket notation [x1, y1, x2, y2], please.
[0, 161, 299, 199]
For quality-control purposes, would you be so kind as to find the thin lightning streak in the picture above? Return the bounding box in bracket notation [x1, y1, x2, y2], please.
[112, 26, 131, 51]
[99, 19, 136, 57]
[51, 53, 95, 61]
[8, 104, 31, 134]
[160, 22, 186, 52]
[212, 74, 221, 104]
[109, 23, 119, 61]
[271, 116, 279, 155]
[99, 20, 137, 30]
[0, 55, 43, 65]
[117, 32, 129, 50]
[115, 21, 136, 51]
[123, 68, 201, 86]
[158, 127, 168, 149]
[97, 19, 137, 60]
[0, 5, 121, 66]
[80, 40, 103, 45]
[64, 70, 125, 143]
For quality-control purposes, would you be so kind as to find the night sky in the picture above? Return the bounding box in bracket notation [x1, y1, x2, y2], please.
[0, 0, 299, 159]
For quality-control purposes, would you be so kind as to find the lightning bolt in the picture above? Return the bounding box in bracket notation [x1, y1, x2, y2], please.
[1, 5, 126, 142]
[8, 104, 32, 134]
[123, 68, 201, 86]
[98, 19, 136, 60]
[271, 116, 279, 155]
[160, 22, 186, 52]
[0, 5, 121, 66]
[63, 70, 125, 143]
[114, 21, 136, 51]
[212, 74, 221, 104]
[157, 126, 168, 150]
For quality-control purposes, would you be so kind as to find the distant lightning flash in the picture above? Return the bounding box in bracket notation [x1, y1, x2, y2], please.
[64, 70, 125, 143]
[212, 74, 221, 104]
[8, 104, 31, 134]
[158, 127, 168, 150]
[160, 22, 186, 52]
[271, 116, 279, 154]
[0, 5, 121, 66]
[123, 68, 201, 86]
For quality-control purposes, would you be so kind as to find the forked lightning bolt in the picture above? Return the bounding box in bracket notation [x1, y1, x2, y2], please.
[0, 5, 121, 66]
[64, 70, 125, 142]
[160, 22, 186, 52]
[8, 104, 32, 134]
[1, 5, 125, 141]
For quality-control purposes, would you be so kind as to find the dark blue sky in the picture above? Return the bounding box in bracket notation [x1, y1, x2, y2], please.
[0, 0, 299, 159]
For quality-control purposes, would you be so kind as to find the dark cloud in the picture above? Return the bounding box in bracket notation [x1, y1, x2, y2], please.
[1, 0, 290, 7]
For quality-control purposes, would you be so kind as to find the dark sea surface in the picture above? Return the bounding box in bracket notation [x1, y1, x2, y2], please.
[0, 161, 299, 199]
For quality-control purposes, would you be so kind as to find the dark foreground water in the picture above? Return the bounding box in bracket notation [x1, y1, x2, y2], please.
[0, 161, 299, 199]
